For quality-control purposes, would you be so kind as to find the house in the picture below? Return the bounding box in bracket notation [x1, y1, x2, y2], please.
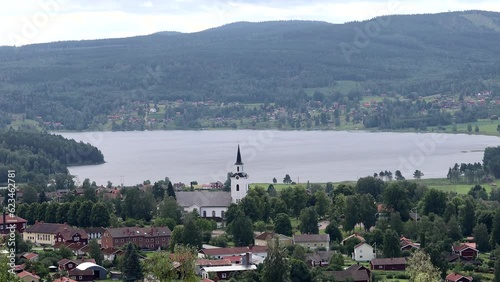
[409, 211, 420, 221]
[196, 259, 232, 275]
[452, 244, 479, 260]
[446, 273, 473, 282]
[102, 247, 124, 262]
[323, 264, 371, 282]
[58, 259, 78, 271]
[68, 268, 94, 282]
[101, 227, 171, 250]
[293, 234, 330, 250]
[23, 222, 88, 246]
[200, 253, 256, 280]
[370, 257, 406, 271]
[199, 246, 268, 260]
[254, 232, 292, 247]
[400, 236, 420, 251]
[352, 242, 376, 262]
[17, 270, 40, 282]
[306, 250, 334, 267]
[20, 252, 39, 262]
[53, 277, 77, 282]
[341, 234, 365, 245]
[0, 212, 27, 234]
[55, 227, 89, 245]
[84, 227, 105, 243]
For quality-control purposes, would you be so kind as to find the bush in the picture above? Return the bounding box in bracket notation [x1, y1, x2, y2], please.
[395, 273, 409, 279]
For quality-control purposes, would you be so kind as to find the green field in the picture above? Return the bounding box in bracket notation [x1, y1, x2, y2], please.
[251, 178, 498, 194]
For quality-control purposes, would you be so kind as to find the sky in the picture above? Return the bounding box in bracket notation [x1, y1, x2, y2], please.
[1, 0, 500, 46]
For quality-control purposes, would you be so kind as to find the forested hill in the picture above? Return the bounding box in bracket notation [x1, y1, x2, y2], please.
[1, 10, 500, 130]
[0, 130, 104, 183]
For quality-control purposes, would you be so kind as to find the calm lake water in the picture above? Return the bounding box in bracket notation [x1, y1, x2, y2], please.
[58, 130, 500, 186]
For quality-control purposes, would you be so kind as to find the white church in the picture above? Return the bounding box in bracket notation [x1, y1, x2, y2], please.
[175, 145, 249, 223]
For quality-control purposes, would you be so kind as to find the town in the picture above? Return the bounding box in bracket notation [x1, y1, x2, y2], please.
[2, 145, 500, 282]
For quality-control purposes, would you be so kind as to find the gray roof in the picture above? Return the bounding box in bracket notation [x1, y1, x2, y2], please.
[176, 191, 232, 208]
[293, 234, 330, 243]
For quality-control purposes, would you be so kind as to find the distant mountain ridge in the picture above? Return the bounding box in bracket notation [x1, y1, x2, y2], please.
[0, 10, 500, 129]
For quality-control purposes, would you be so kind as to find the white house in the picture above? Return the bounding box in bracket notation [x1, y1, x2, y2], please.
[352, 242, 376, 262]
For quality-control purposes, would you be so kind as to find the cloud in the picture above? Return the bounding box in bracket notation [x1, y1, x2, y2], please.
[1, 0, 500, 46]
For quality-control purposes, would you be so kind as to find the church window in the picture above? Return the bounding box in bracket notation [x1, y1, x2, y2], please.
[237, 167, 239, 172]
[212, 211, 216, 217]
[236, 184, 240, 191]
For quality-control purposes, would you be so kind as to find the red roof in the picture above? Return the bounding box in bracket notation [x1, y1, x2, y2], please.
[196, 259, 232, 266]
[53, 277, 77, 282]
[17, 270, 40, 279]
[0, 215, 27, 224]
[21, 252, 38, 260]
[452, 244, 478, 252]
[446, 273, 473, 282]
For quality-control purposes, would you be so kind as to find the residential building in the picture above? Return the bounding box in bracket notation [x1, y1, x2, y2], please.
[0, 212, 27, 234]
[452, 243, 479, 260]
[196, 259, 232, 275]
[17, 270, 40, 282]
[352, 242, 376, 262]
[341, 234, 365, 246]
[101, 227, 171, 250]
[20, 252, 38, 262]
[254, 232, 292, 247]
[102, 248, 123, 262]
[84, 227, 105, 243]
[446, 273, 473, 282]
[370, 258, 406, 271]
[68, 268, 94, 282]
[293, 234, 330, 250]
[306, 250, 335, 267]
[199, 246, 268, 260]
[323, 264, 371, 282]
[400, 236, 420, 251]
[73, 262, 107, 280]
[23, 222, 88, 246]
[200, 253, 256, 280]
[53, 277, 77, 282]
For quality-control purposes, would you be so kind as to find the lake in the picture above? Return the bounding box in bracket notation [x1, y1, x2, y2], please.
[58, 130, 500, 186]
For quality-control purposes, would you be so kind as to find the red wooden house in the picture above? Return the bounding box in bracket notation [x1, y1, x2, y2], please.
[370, 258, 406, 271]
[452, 244, 478, 260]
[446, 273, 473, 282]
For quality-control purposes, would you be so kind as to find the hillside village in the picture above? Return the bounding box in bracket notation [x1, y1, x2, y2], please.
[1, 145, 500, 282]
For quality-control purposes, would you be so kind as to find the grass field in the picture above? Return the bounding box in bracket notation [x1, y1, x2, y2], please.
[251, 178, 498, 194]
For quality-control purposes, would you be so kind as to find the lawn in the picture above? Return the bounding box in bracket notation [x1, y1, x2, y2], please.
[251, 178, 496, 195]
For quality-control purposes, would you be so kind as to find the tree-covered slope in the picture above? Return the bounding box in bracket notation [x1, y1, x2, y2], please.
[0, 10, 500, 129]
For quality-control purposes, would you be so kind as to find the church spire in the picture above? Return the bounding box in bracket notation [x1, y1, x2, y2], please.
[235, 145, 243, 165]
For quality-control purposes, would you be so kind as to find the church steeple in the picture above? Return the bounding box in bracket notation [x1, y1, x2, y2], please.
[235, 145, 243, 165]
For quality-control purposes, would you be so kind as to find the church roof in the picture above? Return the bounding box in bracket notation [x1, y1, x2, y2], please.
[235, 145, 243, 165]
[176, 191, 232, 208]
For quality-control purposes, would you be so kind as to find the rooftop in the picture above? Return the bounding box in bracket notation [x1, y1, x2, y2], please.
[293, 234, 330, 243]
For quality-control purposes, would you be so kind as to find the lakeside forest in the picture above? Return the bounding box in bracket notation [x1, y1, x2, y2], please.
[1, 11, 500, 133]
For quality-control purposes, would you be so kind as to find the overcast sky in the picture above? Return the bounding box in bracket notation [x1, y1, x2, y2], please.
[2, 0, 500, 46]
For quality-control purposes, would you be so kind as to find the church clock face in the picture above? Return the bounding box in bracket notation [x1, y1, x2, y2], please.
[235, 176, 239, 180]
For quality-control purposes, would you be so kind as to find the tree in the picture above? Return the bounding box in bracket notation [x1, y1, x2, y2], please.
[383, 229, 401, 258]
[77, 200, 94, 228]
[459, 196, 476, 236]
[422, 189, 447, 216]
[475, 125, 480, 133]
[290, 259, 312, 282]
[283, 174, 292, 184]
[172, 245, 198, 282]
[23, 186, 37, 204]
[169, 225, 184, 251]
[447, 215, 462, 242]
[90, 202, 110, 227]
[166, 181, 176, 199]
[329, 253, 345, 270]
[495, 253, 500, 282]
[158, 196, 183, 224]
[0, 255, 21, 282]
[359, 194, 377, 231]
[182, 217, 203, 249]
[325, 221, 343, 243]
[268, 184, 277, 197]
[356, 176, 384, 199]
[68, 201, 81, 226]
[473, 223, 490, 252]
[382, 182, 411, 221]
[262, 238, 290, 282]
[229, 209, 254, 246]
[314, 191, 330, 218]
[89, 239, 104, 265]
[292, 245, 306, 262]
[492, 209, 500, 247]
[38, 190, 48, 203]
[406, 250, 441, 282]
[467, 124, 472, 132]
[273, 177, 277, 184]
[299, 207, 319, 234]
[390, 212, 404, 236]
[152, 181, 165, 201]
[144, 252, 176, 282]
[274, 213, 292, 237]
[395, 170, 405, 180]
[413, 170, 424, 179]
[45, 202, 59, 223]
[122, 243, 143, 281]
[343, 195, 360, 232]
[56, 202, 71, 224]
